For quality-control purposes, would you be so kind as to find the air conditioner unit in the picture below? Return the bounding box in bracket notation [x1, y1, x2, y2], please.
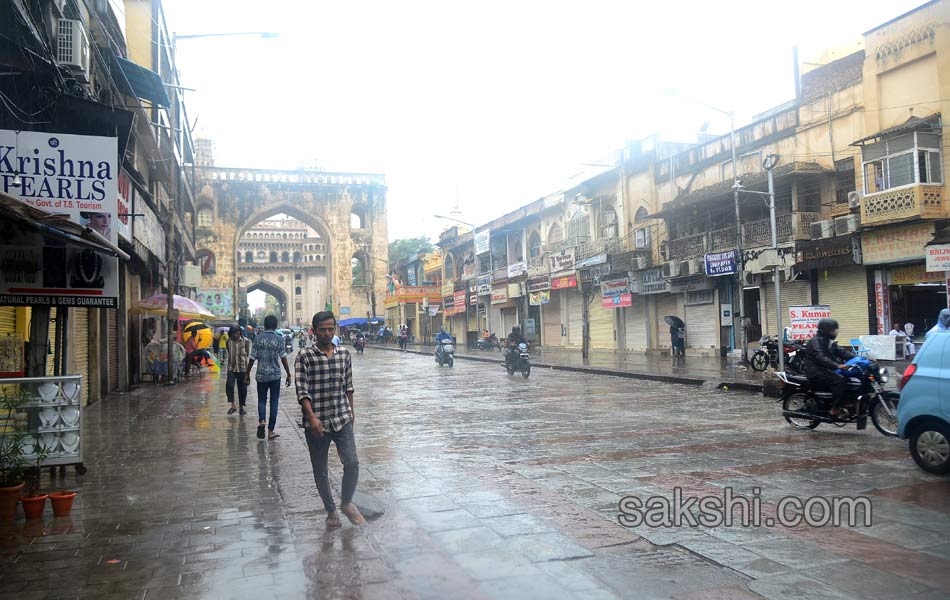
[810, 220, 834, 239]
[56, 19, 90, 81]
[691, 258, 705, 275]
[742, 272, 757, 287]
[663, 262, 680, 278]
[847, 191, 862, 209]
[679, 261, 691, 276]
[834, 215, 859, 236]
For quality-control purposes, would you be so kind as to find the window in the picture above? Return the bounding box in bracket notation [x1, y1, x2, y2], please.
[634, 207, 651, 250]
[293, 251, 301, 262]
[197, 206, 213, 228]
[862, 130, 943, 193]
[835, 158, 856, 204]
[269, 251, 278, 262]
[245, 251, 253, 263]
[568, 210, 589, 242]
[295, 274, 302, 280]
[601, 206, 618, 240]
[295, 286, 302, 295]
[528, 232, 541, 258]
[444, 256, 455, 280]
[352, 255, 366, 285]
[281, 251, 289, 262]
[548, 223, 563, 245]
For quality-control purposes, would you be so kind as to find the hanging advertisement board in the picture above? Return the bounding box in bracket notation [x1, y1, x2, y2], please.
[602, 293, 632, 309]
[925, 244, 950, 272]
[527, 275, 550, 292]
[529, 291, 550, 305]
[600, 277, 629, 296]
[788, 305, 831, 341]
[507, 261, 526, 278]
[550, 274, 578, 290]
[196, 288, 233, 317]
[491, 284, 508, 304]
[549, 249, 576, 273]
[477, 274, 492, 296]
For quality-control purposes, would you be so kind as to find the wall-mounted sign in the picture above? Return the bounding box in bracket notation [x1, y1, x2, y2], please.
[462, 262, 476, 280]
[507, 261, 526, 278]
[491, 283, 508, 304]
[861, 222, 934, 265]
[788, 305, 831, 341]
[197, 288, 234, 317]
[340, 306, 351, 315]
[0, 244, 120, 308]
[550, 274, 578, 290]
[477, 274, 492, 295]
[705, 250, 738, 276]
[926, 244, 950, 272]
[474, 230, 490, 255]
[576, 253, 607, 269]
[600, 276, 629, 296]
[116, 170, 132, 243]
[638, 268, 670, 295]
[441, 280, 454, 296]
[891, 264, 947, 285]
[527, 275, 550, 293]
[529, 291, 550, 305]
[796, 236, 861, 271]
[453, 290, 466, 308]
[549, 249, 576, 273]
[602, 293, 632, 309]
[134, 197, 165, 263]
[670, 275, 715, 294]
[470, 291, 477, 305]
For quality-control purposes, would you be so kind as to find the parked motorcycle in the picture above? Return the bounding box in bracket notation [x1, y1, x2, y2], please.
[751, 336, 805, 372]
[503, 342, 531, 379]
[354, 338, 365, 354]
[435, 339, 455, 367]
[477, 334, 501, 351]
[778, 360, 899, 436]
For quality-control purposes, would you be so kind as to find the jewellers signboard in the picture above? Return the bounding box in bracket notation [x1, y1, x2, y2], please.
[704, 250, 738, 276]
[638, 268, 670, 295]
[549, 248, 576, 274]
[507, 261, 526, 278]
[861, 222, 934, 265]
[527, 275, 550, 293]
[925, 244, 950, 272]
[600, 276, 629, 296]
[788, 305, 831, 341]
[796, 236, 861, 271]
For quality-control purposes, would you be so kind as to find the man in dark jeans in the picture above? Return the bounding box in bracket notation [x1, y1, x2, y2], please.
[225, 326, 250, 415]
[246, 315, 292, 441]
[801, 318, 855, 415]
[295, 311, 364, 527]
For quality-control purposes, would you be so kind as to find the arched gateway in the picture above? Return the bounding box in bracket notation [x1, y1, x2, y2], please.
[194, 167, 389, 325]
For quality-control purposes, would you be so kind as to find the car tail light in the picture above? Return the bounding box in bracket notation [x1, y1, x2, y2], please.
[898, 363, 917, 391]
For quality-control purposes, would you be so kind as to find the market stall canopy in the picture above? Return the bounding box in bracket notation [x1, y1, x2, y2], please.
[339, 317, 385, 327]
[130, 294, 215, 320]
[0, 191, 130, 260]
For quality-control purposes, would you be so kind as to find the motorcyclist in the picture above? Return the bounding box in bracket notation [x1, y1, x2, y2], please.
[800, 318, 855, 415]
[435, 327, 452, 359]
[505, 326, 526, 366]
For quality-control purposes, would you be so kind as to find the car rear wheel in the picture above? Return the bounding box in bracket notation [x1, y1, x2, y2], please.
[909, 421, 950, 475]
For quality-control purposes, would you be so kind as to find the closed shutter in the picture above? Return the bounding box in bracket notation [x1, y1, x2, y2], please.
[543, 291, 562, 346]
[623, 297, 649, 351]
[817, 265, 869, 344]
[685, 300, 719, 350]
[655, 294, 680, 349]
[47, 307, 59, 376]
[72, 308, 90, 405]
[107, 310, 118, 392]
[590, 292, 615, 349]
[500, 308, 515, 337]
[761, 280, 810, 337]
[567, 290, 583, 347]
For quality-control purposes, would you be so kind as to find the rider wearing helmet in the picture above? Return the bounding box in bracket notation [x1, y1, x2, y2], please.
[506, 326, 526, 366]
[800, 318, 855, 415]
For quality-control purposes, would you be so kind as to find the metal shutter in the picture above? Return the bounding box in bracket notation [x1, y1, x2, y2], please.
[107, 309, 118, 392]
[543, 291, 562, 346]
[567, 290, 583, 347]
[623, 297, 649, 351]
[501, 308, 517, 337]
[47, 307, 58, 376]
[685, 300, 719, 351]
[655, 294, 680, 350]
[817, 265, 869, 344]
[590, 292, 615, 349]
[72, 308, 90, 405]
[761, 280, 810, 337]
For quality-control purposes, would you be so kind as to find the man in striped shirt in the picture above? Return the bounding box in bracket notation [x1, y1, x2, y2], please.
[295, 311, 364, 527]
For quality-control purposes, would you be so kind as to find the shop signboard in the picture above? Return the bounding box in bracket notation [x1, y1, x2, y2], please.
[925, 244, 950, 272]
[441, 280, 454, 297]
[788, 305, 831, 341]
[549, 248, 576, 274]
[134, 197, 165, 262]
[507, 261, 526, 278]
[796, 236, 861, 271]
[891, 265, 946, 285]
[861, 222, 934, 265]
[529, 291, 550, 305]
[462, 262, 476, 280]
[197, 288, 233, 317]
[470, 291, 477, 306]
[600, 276, 629, 296]
[116, 170, 132, 243]
[874, 271, 889, 334]
[443, 294, 454, 313]
[575, 253, 607, 269]
[704, 250, 738, 276]
[0, 130, 119, 244]
[491, 284, 508, 304]
[340, 306, 351, 315]
[550, 273, 578, 290]
[474, 230, 490, 255]
[477, 274, 492, 296]
[638, 268, 670, 295]
[527, 275, 550, 293]
[602, 293, 632, 309]
[453, 289, 467, 309]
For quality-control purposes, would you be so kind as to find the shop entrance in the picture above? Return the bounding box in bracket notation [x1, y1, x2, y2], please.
[890, 283, 948, 336]
[743, 287, 762, 342]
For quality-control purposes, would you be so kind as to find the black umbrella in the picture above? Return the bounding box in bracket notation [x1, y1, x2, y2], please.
[664, 315, 685, 328]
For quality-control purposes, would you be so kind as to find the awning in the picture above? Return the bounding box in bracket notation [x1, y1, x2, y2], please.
[339, 317, 385, 327]
[850, 114, 941, 146]
[112, 56, 170, 107]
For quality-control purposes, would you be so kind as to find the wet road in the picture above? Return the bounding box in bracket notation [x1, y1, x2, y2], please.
[1, 348, 948, 599]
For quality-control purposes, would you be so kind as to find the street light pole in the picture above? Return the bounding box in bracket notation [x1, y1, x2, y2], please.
[728, 111, 749, 364]
[765, 154, 784, 371]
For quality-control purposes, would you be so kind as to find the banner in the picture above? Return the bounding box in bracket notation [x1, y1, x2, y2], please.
[788, 305, 831, 341]
[197, 288, 233, 317]
[550, 274, 578, 290]
[462, 262, 476, 280]
[507, 261, 526, 278]
[705, 250, 738, 276]
[0, 130, 119, 245]
[549, 249, 576, 273]
[797, 236, 860, 271]
[491, 283, 508, 304]
[134, 197, 165, 262]
[453, 290, 467, 308]
[527, 275, 550, 293]
[926, 244, 950, 272]
[638, 268, 670, 295]
[116, 170, 132, 243]
[861, 222, 933, 265]
[441, 280, 454, 296]
[477, 274, 492, 295]
[600, 276, 629, 296]
[474, 230, 490, 255]
[602, 293, 632, 309]
[529, 291, 550, 305]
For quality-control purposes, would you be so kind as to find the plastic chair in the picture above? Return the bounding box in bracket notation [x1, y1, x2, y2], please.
[850, 338, 870, 358]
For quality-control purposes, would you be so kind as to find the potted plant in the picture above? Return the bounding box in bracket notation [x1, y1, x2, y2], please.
[0, 389, 30, 522]
[19, 447, 50, 520]
[49, 490, 77, 517]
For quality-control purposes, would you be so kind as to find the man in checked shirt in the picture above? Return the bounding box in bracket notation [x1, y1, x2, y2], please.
[295, 311, 365, 527]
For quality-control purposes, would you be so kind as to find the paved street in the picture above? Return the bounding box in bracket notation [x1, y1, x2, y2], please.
[2, 348, 949, 599]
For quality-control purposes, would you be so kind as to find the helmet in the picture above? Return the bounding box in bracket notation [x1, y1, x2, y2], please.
[817, 318, 839, 338]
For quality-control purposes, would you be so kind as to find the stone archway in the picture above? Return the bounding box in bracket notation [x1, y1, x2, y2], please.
[247, 278, 288, 323]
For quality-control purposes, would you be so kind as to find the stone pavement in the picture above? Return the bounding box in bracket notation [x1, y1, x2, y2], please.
[0, 349, 946, 599]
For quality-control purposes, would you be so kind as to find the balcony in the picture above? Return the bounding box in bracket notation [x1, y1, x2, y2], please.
[742, 212, 818, 247]
[667, 232, 707, 261]
[860, 184, 947, 226]
[576, 237, 620, 260]
[709, 226, 737, 252]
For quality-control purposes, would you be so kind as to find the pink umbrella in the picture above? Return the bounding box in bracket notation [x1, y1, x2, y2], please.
[131, 294, 216, 320]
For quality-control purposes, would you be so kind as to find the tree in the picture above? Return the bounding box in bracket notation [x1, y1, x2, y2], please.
[388, 237, 433, 270]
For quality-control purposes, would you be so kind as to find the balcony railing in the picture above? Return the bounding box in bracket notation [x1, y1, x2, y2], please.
[860, 183, 947, 226]
[742, 212, 818, 247]
[709, 226, 737, 252]
[543, 236, 586, 254]
[667, 232, 707, 261]
[576, 237, 620, 260]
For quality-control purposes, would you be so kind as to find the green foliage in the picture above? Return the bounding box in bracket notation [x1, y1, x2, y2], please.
[0, 388, 31, 486]
[388, 237, 433, 269]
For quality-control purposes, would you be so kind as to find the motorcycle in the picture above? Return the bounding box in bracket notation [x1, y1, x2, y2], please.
[751, 336, 805, 372]
[298, 336, 308, 350]
[353, 337, 365, 354]
[777, 359, 900, 436]
[477, 334, 501, 351]
[435, 339, 455, 367]
[284, 336, 294, 353]
[503, 342, 531, 379]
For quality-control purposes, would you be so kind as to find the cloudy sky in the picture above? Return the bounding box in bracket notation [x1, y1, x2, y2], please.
[164, 0, 925, 241]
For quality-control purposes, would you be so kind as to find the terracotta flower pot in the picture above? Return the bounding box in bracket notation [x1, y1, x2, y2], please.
[49, 491, 76, 517]
[0, 482, 25, 522]
[20, 494, 48, 520]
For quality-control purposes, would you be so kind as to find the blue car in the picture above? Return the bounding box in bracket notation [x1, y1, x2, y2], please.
[897, 332, 950, 474]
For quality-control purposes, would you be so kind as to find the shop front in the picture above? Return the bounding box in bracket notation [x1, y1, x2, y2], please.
[797, 234, 867, 343]
[637, 267, 676, 352]
[526, 275, 550, 345]
[551, 273, 580, 347]
[670, 275, 719, 354]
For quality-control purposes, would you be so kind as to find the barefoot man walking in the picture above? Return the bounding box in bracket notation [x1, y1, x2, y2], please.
[295, 311, 365, 527]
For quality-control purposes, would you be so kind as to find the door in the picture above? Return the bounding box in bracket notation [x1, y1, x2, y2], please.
[589, 292, 615, 349]
[72, 308, 90, 405]
[623, 297, 649, 351]
[685, 299, 719, 351]
[543, 291, 562, 346]
[567, 290, 583, 347]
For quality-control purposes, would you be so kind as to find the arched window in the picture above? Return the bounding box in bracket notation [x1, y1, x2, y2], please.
[601, 206, 618, 240]
[351, 254, 367, 285]
[244, 251, 253, 263]
[548, 223, 563, 245]
[568, 210, 590, 242]
[351, 204, 367, 229]
[197, 205, 213, 228]
[444, 254, 455, 280]
[281, 251, 289, 262]
[350, 212, 363, 229]
[528, 231, 542, 258]
[269, 251, 278, 262]
[293, 251, 301, 262]
[295, 286, 302, 295]
[196, 250, 216, 275]
[634, 206, 651, 250]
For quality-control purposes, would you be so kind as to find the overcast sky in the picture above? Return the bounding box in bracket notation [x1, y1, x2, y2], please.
[165, 0, 926, 242]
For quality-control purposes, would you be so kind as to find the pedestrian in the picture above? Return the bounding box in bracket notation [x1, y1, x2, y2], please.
[295, 311, 364, 527]
[225, 326, 250, 415]
[925, 309, 950, 341]
[246, 315, 292, 441]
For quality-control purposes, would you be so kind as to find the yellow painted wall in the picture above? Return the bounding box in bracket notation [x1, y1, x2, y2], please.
[124, 0, 153, 68]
